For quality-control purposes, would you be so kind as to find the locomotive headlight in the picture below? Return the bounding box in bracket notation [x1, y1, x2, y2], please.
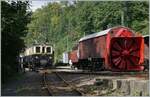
[35, 56, 38, 59]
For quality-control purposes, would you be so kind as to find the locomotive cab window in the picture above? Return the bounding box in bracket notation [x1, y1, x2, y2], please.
[46, 47, 51, 53]
[42, 47, 45, 53]
[36, 47, 40, 53]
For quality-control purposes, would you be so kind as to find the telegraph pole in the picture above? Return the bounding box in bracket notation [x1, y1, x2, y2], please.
[121, 10, 124, 26]
[121, 2, 125, 26]
[67, 17, 71, 52]
[84, 31, 85, 37]
[122, 1, 128, 27]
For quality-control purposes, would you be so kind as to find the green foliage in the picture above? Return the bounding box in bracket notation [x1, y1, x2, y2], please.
[26, 1, 148, 62]
[1, 1, 31, 83]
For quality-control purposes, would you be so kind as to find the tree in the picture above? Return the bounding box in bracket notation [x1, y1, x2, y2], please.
[1, 1, 31, 83]
[26, 1, 148, 62]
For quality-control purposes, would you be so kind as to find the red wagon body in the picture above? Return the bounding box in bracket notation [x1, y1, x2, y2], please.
[69, 50, 78, 64]
[79, 35, 106, 59]
[68, 26, 144, 71]
[78, 26, 144, 71]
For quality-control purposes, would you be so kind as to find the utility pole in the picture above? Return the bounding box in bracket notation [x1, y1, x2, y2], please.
[67, 21, 69, 52]
[84, 31, 85, 37]
[53, 43, 56, 65]
[121, 2, 125, 26]
[67, 32, 69, 51]
[122, 1, 128, 27]
[125, 1, 129, 27]
[121, 10, 124, 26]
[45, 26, 49, 43]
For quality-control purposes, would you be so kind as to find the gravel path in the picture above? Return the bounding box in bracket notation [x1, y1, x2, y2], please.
[1, 71, 48, 96]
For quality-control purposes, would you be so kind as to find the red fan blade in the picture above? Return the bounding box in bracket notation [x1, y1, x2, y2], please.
[112, 57, 121, 66]
[112, 41, 123, 51]
[111, 50, 120, 57]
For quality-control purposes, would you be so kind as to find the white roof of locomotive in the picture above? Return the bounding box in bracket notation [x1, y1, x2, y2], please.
[27, 44, 51, 48]
[79, 28, 111, 42]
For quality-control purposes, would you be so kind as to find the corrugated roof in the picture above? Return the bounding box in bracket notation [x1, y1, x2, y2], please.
[79, 28, 111, 42]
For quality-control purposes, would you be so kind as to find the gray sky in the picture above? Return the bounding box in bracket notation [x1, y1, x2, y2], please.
[30, 0, 60, 12]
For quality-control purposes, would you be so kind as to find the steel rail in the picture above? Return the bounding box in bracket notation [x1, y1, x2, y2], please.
[54, 71, 148, 76]
[43, 71, 85, 96]
[43, 72, 53, 96]
[54, 72, 85, 96]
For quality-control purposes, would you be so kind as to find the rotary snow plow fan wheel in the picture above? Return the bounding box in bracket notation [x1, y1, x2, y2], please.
[110, 37, 144, 71]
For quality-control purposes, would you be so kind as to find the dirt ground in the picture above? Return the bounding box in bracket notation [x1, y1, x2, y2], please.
[1, 71, 48, 96]
[1, 69, 149, 96]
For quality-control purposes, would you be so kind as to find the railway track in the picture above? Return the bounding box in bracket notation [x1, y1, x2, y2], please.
[42, 69, 148, 96]
[43, 72, 52, 95]
[54, 70, 148, 78]
[53, 70, 149, 96]
[42, 71, 84, 96]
